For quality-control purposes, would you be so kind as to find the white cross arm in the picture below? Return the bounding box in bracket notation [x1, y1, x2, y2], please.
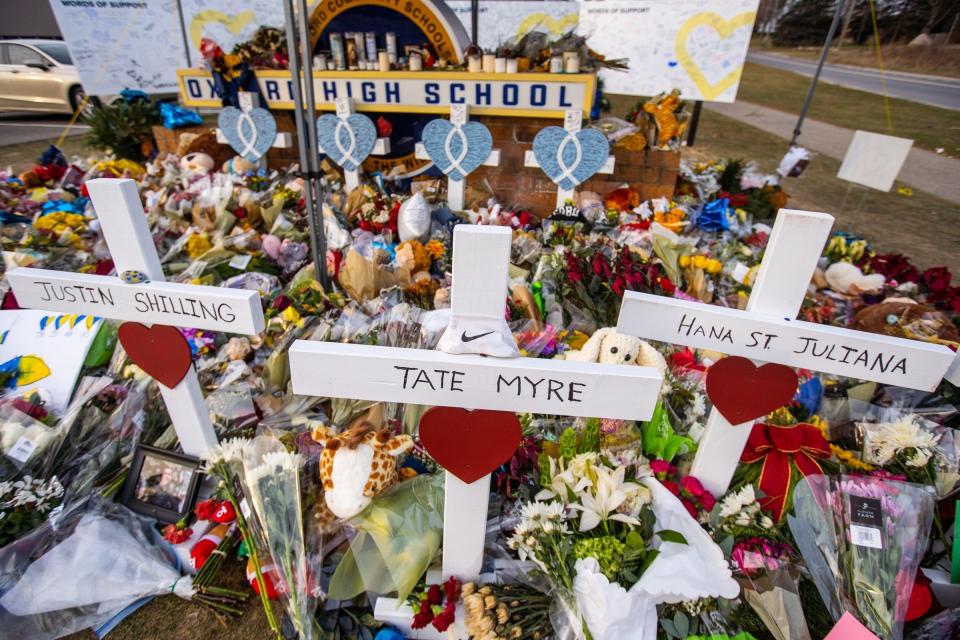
[618, 292, 955, 392]
[216, 129, 292, 148]
[414, 143, 501, 168]
[289, 341, 661, 420]
[523, 151, 615, 175]
[7, 268, 265, 335]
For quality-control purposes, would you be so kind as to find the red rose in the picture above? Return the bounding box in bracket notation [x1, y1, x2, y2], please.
[432, 603, 456, 631]
[681, 499, 699, 519]
[443, 576, 461, 603]
[194, 498, 219, 521]
[681, 475, 706, 498]
[163, 524, 193, 545]
[649, 460, 675, 479]
[661, 480, 680, 497]
[426, 584, 443, 606]
[271, 295, 292, 312]
[611, 276, 626, 297]
[921, 266, 952, 294]
[870, 253, 919, 284]
[657, 276, 676, 295]
[592, 253, 613, 279]
[700, 491, 717, 512]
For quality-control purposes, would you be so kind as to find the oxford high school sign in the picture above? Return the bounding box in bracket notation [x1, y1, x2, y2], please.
[177, 69, 595, 118]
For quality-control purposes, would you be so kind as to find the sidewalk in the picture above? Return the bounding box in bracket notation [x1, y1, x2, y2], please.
[706, 100, 960, 204]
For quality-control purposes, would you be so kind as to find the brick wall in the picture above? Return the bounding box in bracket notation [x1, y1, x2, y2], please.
[470, 115, 680, 214]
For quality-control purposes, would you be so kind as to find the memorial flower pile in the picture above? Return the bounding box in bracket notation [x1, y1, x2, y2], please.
[0, 86, 958, 640]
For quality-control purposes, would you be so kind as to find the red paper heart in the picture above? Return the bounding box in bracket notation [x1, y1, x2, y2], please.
[118, 322, 192, 389]
[419, 408, 522, 484]
[706, 356, 798, 425]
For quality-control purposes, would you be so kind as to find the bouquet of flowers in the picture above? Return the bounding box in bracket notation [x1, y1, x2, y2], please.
[788, 474, 935, 640]
[243, 440, 320, 640]
[508, 431, 738, 639]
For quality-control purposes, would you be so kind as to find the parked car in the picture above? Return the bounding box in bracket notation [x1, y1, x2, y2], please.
[0, 39, 96, 115]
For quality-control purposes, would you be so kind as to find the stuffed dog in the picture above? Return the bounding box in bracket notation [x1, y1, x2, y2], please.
[562, 327, 667, 376]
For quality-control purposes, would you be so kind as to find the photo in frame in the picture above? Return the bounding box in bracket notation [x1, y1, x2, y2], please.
[121, 444, 203, 524]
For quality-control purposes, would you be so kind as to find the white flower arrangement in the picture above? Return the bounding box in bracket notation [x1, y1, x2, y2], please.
[864, 415, 941, 467]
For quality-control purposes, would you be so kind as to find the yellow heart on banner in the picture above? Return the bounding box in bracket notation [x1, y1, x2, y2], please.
[675, 11, 756, 101]
[190, 10, 256, 50]
[516, 12, 579, 40]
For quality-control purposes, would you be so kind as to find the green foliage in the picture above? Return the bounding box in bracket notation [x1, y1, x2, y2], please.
[85, 99, 160, 162]
[558, 427, 578, 462]
[579, 418, 600, 454]
[572, 536, 626, 580]
[641, 401, 696, 462]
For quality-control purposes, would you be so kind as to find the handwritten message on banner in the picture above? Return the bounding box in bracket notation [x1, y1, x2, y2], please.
[618, 293, 955, 391]
[289, 341, 661, 419]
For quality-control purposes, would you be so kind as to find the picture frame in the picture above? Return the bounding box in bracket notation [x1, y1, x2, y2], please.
[120, 444, 203, 524]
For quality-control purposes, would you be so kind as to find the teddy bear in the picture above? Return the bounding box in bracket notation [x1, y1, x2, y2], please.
[561, 327, 668, 376]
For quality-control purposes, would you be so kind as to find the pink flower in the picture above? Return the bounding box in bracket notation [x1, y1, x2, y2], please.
[650, 460, 675, 479]
[681, 475, 707, 498]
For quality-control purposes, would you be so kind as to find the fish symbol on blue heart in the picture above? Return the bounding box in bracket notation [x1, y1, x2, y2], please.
[421, 119, 493, 181]
[218, 107, 277, 163]
[532, 126, 609, 191]
[316, 113, 377, 172]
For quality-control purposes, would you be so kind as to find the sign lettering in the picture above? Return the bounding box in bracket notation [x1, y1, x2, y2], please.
[618, 292, 955, 391]
[177, 69, 594, 118]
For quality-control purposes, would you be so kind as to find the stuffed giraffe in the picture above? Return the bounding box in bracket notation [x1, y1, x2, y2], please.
[311, 422, 415, 520]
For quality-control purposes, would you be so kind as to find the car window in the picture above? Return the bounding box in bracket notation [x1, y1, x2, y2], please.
[0, 44, 7, 65]
[35, 43, 71, 65]
[7, 44, 42, 66]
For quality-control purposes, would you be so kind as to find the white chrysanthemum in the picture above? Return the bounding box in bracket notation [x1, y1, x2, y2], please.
[0, 481, 12, 498]
[689, 394, 706, 419]
[868, 416, 940, 465]
[719, 484, 756, 519]
[206, 437, 251, 465]
[907, 449, 933, 468]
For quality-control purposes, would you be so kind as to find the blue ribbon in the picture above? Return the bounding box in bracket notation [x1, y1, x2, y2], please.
[698, 198, 730, 232]
[159, 102, 203, 129]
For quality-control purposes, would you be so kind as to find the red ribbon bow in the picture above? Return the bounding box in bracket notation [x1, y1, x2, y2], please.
[740, 422, 831, 522]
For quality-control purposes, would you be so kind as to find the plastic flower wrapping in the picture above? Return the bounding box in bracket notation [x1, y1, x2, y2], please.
[1, 76, 960, 640]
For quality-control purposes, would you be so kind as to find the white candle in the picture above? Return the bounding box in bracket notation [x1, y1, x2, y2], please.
[378, 50, 390, 72]
[482, 53, 496, 73]
[495, 57, 506, 73]
[468, 55, 482, 73]
[506, 58, 519, 74]
[564, 52, 580, 73]
[549, 55, 563, 73]
[409, 53, 422, 71]
[313, 54, 328, 71]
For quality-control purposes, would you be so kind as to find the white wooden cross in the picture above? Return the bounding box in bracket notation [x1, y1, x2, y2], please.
[7, 179, 265, 458]
[524, 109, 615, 208]
[289, 225, 662, 637]
[413, 105, 501, 211]
[616, 208, 960, 496]
[215, 91, 293, 169]
[319, 97, 391, 193]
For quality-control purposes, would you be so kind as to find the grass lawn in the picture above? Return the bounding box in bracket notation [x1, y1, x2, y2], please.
[754, 42, 960, 79]
[733, 62, 960, 153]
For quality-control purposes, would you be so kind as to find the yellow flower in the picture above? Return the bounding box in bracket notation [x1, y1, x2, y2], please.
[679, 255, 691, 268]
[186, 234, 212, 258]
[282, 306, 302, 324]
[831, 445, 874, 471]
[706, 259, 722, 274]
[735, 208, 747, 222]
[692, 255, 708, 269]
[424, 239, 446, 260]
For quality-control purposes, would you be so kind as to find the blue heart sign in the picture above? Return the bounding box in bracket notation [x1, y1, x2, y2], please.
[218, 107, 277, 163]
[421, 119, 493, 181]
[532, 127, 610, 191]
[316, 113, 377, 172]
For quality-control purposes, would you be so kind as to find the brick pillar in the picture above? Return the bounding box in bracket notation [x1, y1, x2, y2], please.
[470, 115, 680, 214]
